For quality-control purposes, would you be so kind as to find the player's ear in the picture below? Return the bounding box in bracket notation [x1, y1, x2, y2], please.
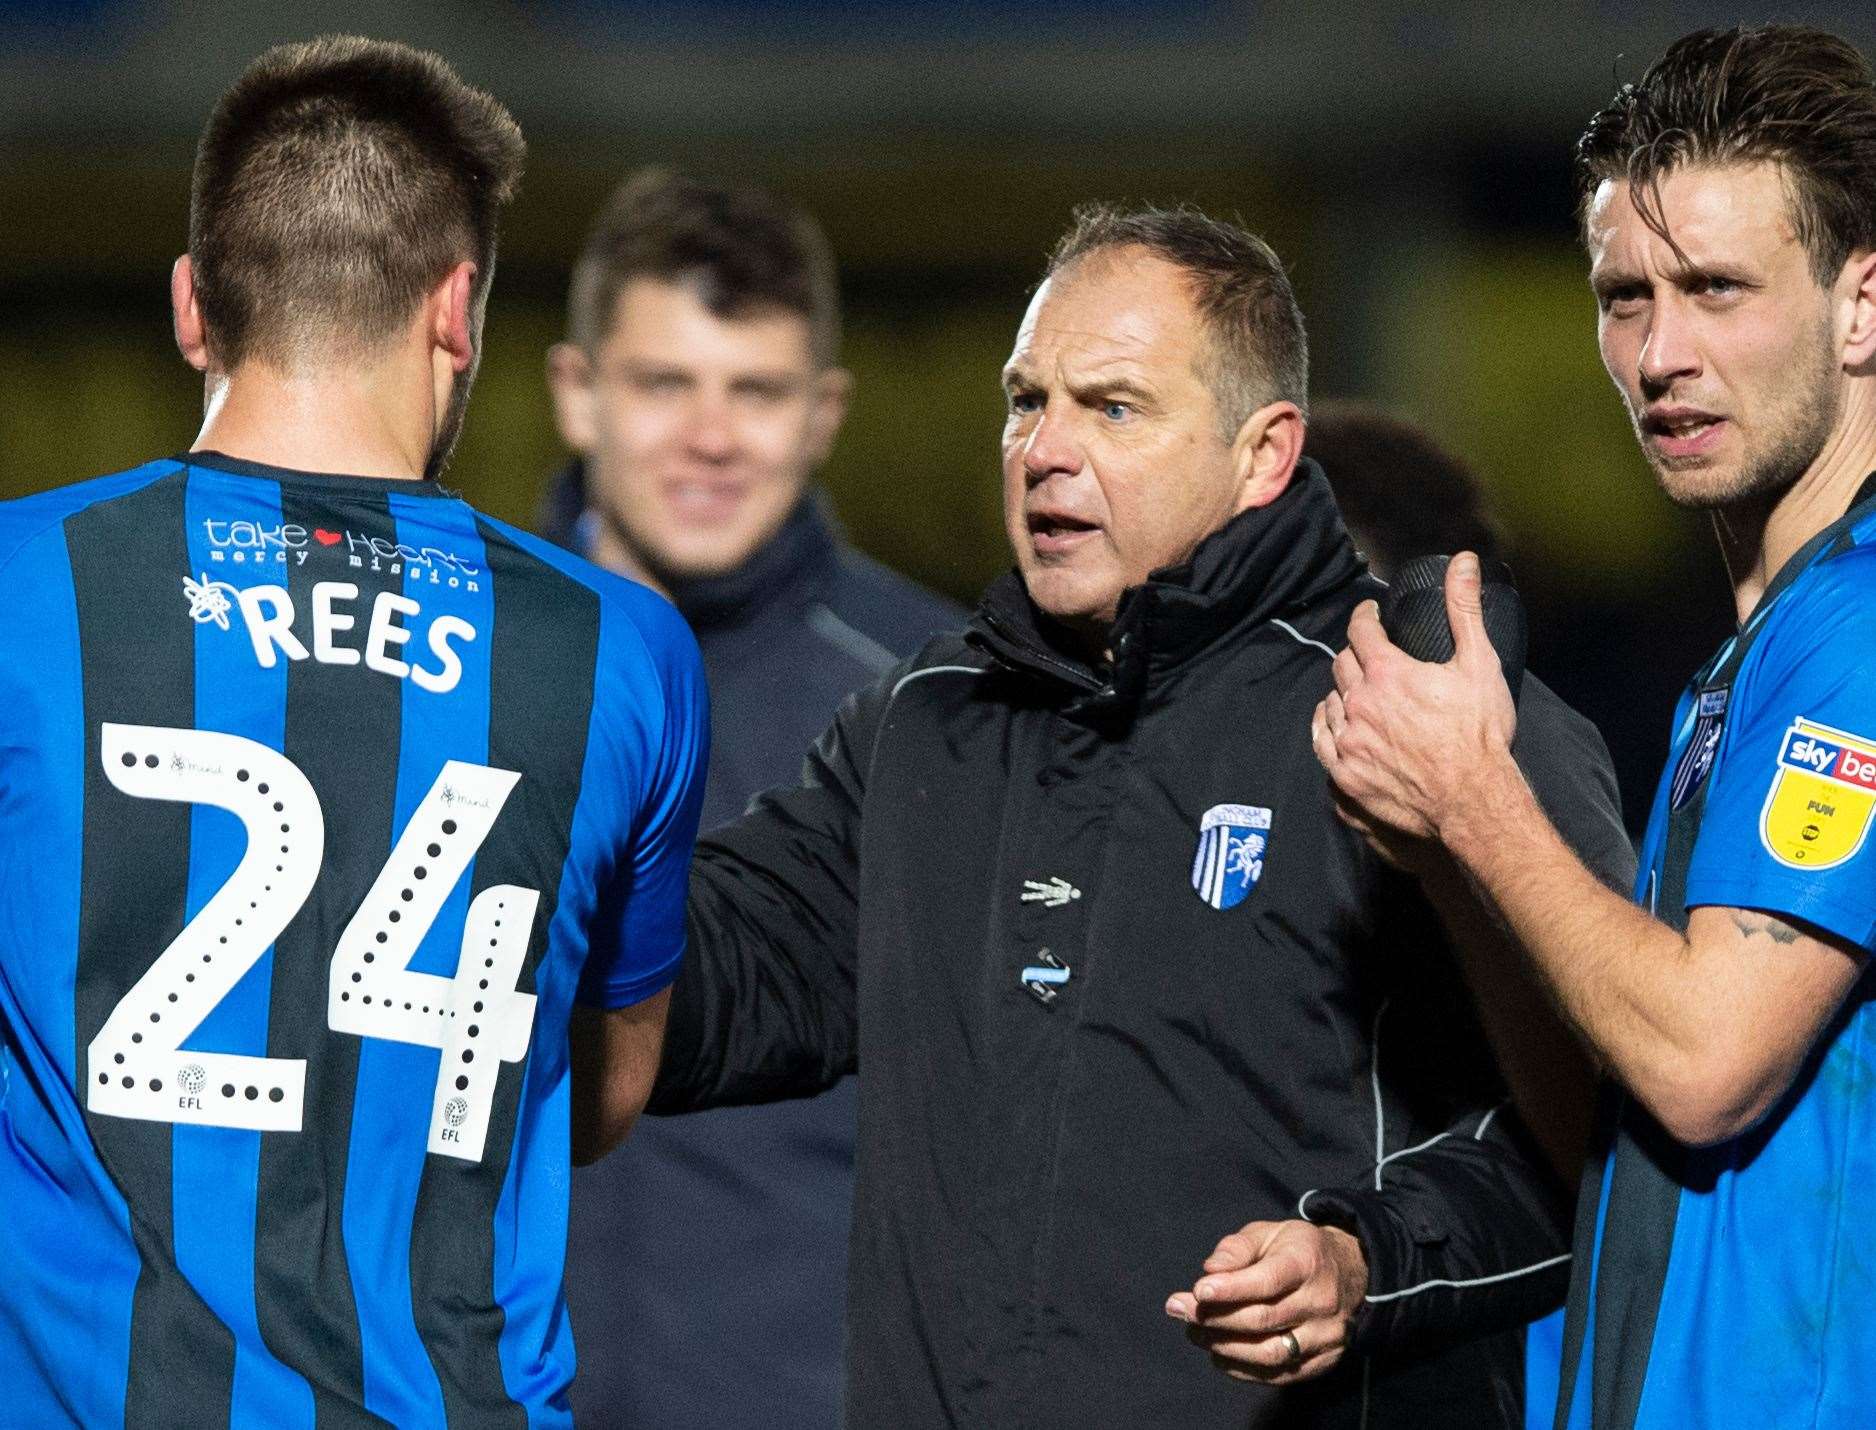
[1230, 400, 1304, 514]
[433, 260, 478, 374]
[171, 255, 212, 374]
[804, 366, 852, 466]
[1839, 249, 1876, 371]
[546, 343, 598, 455]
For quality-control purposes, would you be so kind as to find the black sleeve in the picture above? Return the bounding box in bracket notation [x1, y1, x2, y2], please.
[1299, 678, 1631, 1355]
[1300, 894, 1577, 1354]
[1299, 1105, 1574, 1356]
[1514, 673, 1637, 893]
[645, 660, 897, 1115]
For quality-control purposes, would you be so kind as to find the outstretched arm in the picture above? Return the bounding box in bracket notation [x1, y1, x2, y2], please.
[647, 662, 903, 1114]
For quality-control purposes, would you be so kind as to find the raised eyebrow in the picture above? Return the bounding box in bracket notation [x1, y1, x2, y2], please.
[1070, 375, 1155, 404]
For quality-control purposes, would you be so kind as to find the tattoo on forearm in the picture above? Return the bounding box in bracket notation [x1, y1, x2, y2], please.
[1730, 911, 1803, 946]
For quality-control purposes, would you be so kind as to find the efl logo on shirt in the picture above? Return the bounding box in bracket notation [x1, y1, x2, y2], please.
[1760, 717, 1876, 869]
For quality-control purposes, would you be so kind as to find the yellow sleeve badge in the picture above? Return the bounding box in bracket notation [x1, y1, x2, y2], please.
[1760, 717, 1876, 869]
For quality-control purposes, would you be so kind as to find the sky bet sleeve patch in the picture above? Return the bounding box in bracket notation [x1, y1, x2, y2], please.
[1759, 717, 1876, 869]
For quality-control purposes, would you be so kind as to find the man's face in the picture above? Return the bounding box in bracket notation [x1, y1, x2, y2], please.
[553, 277, 846, 585]
[1000, 248, 1251, 635]
[1588, 161, 1844, 510]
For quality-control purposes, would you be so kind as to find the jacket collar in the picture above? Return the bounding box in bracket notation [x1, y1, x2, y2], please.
[968, 459, 1363, 703]
[663, 493, 841, 631]
[544, 458, 840, 632]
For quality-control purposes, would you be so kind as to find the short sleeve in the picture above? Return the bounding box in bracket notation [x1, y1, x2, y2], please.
[1684, 556, 1876, 952]
[577, 593, 710, 1009]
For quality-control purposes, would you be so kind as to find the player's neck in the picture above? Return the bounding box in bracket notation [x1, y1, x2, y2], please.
[190, 353, 438, 481]
[1720, 381, 1876, 624]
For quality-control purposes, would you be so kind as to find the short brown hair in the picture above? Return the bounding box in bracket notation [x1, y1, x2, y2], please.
[190, 35, 525, 370]
[1304, 402, 1504, 581]
[1575, 26, 1876, 284]
[1044, 203, 1309, 435]
[566, 169, 841, 366]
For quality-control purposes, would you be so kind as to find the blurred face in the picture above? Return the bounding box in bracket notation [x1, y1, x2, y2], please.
[551, 277, 847, 586]
[1588, 162, 1843, 510]
[1000, 248, 1268, 637]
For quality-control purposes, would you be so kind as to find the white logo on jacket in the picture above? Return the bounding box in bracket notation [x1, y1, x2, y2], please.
[1191, 803, 1271, 910]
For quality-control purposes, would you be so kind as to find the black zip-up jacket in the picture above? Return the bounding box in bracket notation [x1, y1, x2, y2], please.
[653, 464, 1634, 1428]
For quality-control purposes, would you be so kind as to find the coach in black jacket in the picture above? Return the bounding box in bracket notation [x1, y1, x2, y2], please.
[641, 206, 1632, 1427]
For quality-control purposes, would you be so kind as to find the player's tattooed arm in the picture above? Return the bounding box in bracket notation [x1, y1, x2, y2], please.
[1728, 911, 1805, 947]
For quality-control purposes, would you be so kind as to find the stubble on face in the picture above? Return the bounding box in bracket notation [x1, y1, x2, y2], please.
[1590, 163, 1847, 518]
[1633, 310, 1841, 514]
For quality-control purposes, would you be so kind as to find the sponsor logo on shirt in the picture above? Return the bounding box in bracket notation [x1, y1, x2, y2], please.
[1190, 803, 1270, 911]
[1760, 717, 1876, 869]
[199, 519, 481, 590]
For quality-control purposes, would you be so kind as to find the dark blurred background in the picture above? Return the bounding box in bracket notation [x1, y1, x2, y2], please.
[7, 1, 1865, 831]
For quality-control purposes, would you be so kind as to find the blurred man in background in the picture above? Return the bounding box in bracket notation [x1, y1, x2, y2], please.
[1304, 402, 1505, 582]
[1318, 25, 1876, 1427]
[632, 204, 1633, 1427]
[543, 168, 960, 1428]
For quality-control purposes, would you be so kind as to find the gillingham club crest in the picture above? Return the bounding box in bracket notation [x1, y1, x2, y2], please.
[1761, 717, 1876, 869]
[1670, 686, 1728, 811]
[1191, 803, 1271, 911]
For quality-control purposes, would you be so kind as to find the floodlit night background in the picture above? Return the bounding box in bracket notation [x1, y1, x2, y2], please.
[6, 1, 1872, 829]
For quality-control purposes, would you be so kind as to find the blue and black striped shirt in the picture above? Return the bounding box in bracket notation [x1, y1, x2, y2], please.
[0, 451, 706, 1427]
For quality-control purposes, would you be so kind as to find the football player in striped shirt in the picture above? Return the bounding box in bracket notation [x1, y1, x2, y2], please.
[0, 36, 707, 1428]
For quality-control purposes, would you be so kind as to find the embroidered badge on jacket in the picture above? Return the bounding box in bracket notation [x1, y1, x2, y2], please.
[1191, 803, 1271, 910]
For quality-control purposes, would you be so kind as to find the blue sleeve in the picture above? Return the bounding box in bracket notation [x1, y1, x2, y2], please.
[0, 463, 182, 747]
[577, 589, 710, 1009]
[1684, 555, 1876, 951]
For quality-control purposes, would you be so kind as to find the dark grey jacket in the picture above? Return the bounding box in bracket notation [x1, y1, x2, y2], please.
[655, 464, 1635, 1428]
